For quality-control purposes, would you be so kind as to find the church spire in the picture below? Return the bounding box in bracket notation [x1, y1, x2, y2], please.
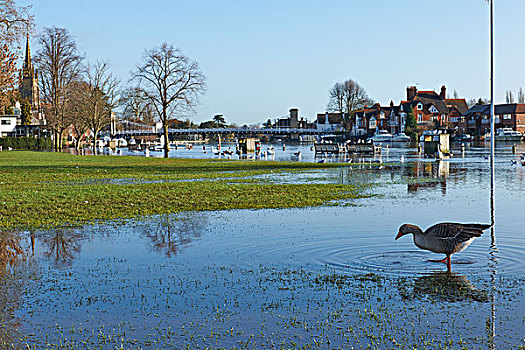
[23, 34, 33, 75]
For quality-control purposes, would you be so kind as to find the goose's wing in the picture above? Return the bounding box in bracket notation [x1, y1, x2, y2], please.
[427, 222, 489, 243]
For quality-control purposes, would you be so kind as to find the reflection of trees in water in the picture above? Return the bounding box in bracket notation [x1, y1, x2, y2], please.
[0, 231, 38, 346]
[142, 213, 207, 257]
[399, 271, 489, 303]
[42, 228, 84, 266]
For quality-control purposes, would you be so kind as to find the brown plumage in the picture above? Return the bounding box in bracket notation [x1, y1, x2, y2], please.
[396, 222, 491, 270]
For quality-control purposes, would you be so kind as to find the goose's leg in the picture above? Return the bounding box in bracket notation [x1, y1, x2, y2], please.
[428, 257, 448, 263]
[446, 256, 451, 271]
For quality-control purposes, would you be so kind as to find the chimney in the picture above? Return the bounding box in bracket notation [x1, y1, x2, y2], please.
[289, 108, 299, 128]
[440, 85, 447, 99]
[407, 86, 417, 101]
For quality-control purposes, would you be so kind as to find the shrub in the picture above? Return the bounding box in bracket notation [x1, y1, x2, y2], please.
[0, 137, 52, 150]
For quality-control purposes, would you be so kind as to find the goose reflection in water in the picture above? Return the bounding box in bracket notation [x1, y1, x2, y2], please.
[402, 271, 489, 303]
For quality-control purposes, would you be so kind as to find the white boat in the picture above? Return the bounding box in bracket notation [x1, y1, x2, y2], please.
[128, 138, 137, 146]
[485, 128, 523, 141]
[114, 138, 128, 147]
[95, 139, 105, 148]
[392, 132, 411, 142]
[368, 130, 394, 143]
[266, 146, 275, 155]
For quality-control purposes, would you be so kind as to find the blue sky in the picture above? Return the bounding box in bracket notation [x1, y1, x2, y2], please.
[28, 0, 525, 125]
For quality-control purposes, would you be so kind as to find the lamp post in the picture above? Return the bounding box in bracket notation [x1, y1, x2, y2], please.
[489, 0, 495, 211]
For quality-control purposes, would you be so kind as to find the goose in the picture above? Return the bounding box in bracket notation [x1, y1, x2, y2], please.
[511, 159, 517, 165]
[395, 223, 491, 270]
[294, 151, 301, 157]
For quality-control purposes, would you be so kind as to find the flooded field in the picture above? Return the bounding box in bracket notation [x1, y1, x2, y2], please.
[3, 143, 525, 349]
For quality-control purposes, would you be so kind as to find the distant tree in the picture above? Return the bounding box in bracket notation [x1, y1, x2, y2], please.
[182, 118, 195, 129]
[506, 90, 515, 104]
[518, 88, 525, 104]
[213, 114, 226, 127]
[119, 86, 155, 124]
[0, 0, 34, 46]
[453, 90, 459, 99]
[66, 80, 91, 152]
[467, 98, 490, 108]
[199, 120, 218, 129]
[404, 104, 418, 140]
[35, 27, 83, 151]
[132, 43, 206, 158]
[264, 119, 272, 128]
[0, 0, 34, 112]
[0, 44, 18, 113]
[327, 79, 373, 133]
[20, 99, 31, 125]
[76, 60, 119, 155]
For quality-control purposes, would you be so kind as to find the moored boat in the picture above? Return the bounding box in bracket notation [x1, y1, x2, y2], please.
[368, 130, 394, 143]
[484, 128, 523, 141]
[392, 132, 411, 142]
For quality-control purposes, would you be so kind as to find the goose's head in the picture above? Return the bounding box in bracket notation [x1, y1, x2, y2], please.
[396, 224, 421, 240]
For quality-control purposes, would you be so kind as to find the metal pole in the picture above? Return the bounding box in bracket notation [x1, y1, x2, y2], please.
[489, 0, 495, 227]
[489, 1, 497, 347]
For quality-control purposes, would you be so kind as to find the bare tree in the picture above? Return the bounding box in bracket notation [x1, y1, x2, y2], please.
[74, 60, 119, 155]
[506, 90, 515, 104]
[0, 45, 17, 112]
[327, 79, 373, 132]
[132, 43, 206, 158]
[467, 98, 490, 109]
[518, 88, 524, 104]
[453, 90, 459, 99]
[35, 27, 83, 151]
[66, 80, 92, 152]
[327, 82, 345, 114]
[0, 0, 34, 111]
[119, 86, 155, 124]
[0, 0, 34, 46]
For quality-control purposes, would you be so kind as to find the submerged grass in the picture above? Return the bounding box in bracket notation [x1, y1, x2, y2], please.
[0, 151, 369, 229]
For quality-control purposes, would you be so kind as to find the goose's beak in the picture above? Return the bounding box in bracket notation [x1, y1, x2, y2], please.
[395, 231, 403, 240]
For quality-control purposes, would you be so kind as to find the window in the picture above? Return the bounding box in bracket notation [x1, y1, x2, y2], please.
[369, 118, 377, 129]
[417, 114, 423, 123]
[417, 103, 423, 110]
[503, 114, 512, 120]
[1, 119, 11, 125]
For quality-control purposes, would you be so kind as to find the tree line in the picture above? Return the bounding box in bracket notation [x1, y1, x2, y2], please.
[1, 0, 207, 158]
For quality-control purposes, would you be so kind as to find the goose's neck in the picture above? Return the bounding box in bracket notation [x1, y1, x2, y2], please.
[411, 227, 424, 236]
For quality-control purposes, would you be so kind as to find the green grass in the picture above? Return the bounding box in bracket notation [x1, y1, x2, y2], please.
[0, 151, 370, 229]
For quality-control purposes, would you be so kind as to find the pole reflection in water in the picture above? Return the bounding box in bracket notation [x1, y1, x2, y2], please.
[488, 182, 497, 349]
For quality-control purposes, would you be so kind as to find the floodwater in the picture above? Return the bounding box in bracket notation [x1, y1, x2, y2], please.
[4, 142, 525, 348]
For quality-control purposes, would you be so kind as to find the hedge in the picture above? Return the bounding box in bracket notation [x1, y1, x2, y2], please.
[0, 137, 52, 150]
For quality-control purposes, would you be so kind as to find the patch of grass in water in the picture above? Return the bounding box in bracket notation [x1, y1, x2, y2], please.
[0, 151, 369, 230]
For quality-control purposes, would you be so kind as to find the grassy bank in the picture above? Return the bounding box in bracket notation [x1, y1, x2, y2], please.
[0, 151, 369, 229]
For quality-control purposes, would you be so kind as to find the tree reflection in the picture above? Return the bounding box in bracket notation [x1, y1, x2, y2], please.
[0, 231, 37, 347]
[42, 228, 84, 266]
[141, 212, 207, 257]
